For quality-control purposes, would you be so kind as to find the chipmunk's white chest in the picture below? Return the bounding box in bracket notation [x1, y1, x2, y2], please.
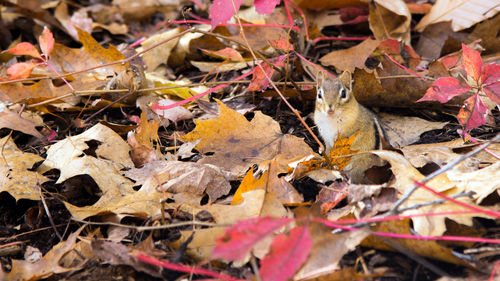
[314, 110, 342, 151]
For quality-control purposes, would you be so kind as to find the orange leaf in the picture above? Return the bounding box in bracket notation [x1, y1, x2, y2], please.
[6, 42, 41, 59]
[6, 62, 38, 80]
[39, 26, 54, 58]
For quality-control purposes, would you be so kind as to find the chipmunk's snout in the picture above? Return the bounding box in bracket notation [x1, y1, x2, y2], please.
[326, 105, 335, 115]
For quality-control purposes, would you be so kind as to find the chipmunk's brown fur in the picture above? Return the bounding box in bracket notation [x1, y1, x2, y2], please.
[314, 71, 386, 183]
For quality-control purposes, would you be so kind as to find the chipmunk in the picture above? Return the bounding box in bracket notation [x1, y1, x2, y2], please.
[314, 71, 386, 183]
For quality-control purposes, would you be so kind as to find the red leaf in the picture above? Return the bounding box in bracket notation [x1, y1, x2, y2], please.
[417, 77, 471, 103]
[6, 42, 42, 59]
[483, 81, 500, 104]
[268, 38, 294, 51]
[259, 226, 312, 281]
[6, 62, 37, 79]
[462, 44, 482, 83]
[212, 217, 291, 261]
[247, 55, 286, 92]
[457, 94, 488, 132]
[481, 63, 500, 85]
[254, 0, 280, 15]
[209, 0, 245, 29]
[39, 27, 54, 58]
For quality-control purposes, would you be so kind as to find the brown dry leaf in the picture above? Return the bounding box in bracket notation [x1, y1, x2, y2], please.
[0, 28, 126, 106]
[0, 136, 48, 201]
[292, 0, 364, 9]
[139, 28, 181, 71]
[232, 156, 303, 205]
[319, 39, 380, 73]
[368, 0, 411, 43]
[373, 150, 498, 236]
[190, 61, 249, 73]
[467, 13, 500, 54]
[128, 111, 160, 167]
[54, 2, 93, 40]
[0, 227, 85, 280]
[181, 100, 313, 179]
[415, 22, 454, 61]
[415, 0, 500, 32]
[125, 160, 231, 203]
[362, 219, 470, 266]
[0, 106, 44, 138]
[294, 225, 370, 280]
[378, 113, 448, 148]
[112, 0, 180, 21]
[401, 140, 479, 171]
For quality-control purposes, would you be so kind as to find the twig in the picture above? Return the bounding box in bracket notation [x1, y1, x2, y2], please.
[39, 185, 63, 241]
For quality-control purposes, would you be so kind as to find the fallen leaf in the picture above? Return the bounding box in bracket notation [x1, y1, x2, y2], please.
[378, 113, 449, 148]
[125, 160, 231, 203]
[1, 228, 85, 280]
[181, 100, 313, 179]
[415, 0, 500, 32]
[0, 136, 48, 201]
[139, 28, 181, 71]
[0, 105, 44, 138]
[212, 217, 291, 261]
[362, 219, 471, 266]
[320, 39, 380, 73]
[259, 226, 312, 281]
[368, 0, 411, 43]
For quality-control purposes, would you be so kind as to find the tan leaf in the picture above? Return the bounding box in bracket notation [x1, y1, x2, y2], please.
[0, 137, 48, 201]
[232, 156, 303, 205]
[139, 28, 181, 71]
[415, 0, 500, 32]
[320, 39, 380, 73]
[125, 160, 231, 203]
[379, 113, 448, 148]
[0, 106, 44, 138]
[1, 228, 85, 280]
[373, 150, 498, 236]
[369, 0, 411, 43]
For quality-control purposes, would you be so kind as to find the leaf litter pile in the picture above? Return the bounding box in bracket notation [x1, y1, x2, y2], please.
[0, 0, 500, 280]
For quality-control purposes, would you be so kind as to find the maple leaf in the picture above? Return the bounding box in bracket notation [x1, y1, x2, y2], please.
[418, 43, 500, 132]
[181, 100, 312, 178]
[259, 226, 312, 281]
[212, 217, 291, 261]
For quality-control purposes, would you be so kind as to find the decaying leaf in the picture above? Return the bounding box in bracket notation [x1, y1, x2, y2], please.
[0, 136, 48, 201]
[0, 228, 85, 280]
[125, 160, 231, 203]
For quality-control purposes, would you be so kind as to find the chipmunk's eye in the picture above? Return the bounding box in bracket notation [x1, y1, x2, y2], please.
[317, 88, 324, 99]
[340, 88, 347, 99]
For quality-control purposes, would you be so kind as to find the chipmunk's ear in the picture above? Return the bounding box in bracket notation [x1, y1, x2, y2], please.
[339, 71, 353, 91]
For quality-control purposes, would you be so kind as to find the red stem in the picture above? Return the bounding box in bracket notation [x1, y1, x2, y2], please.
[135, 252, 246, 281]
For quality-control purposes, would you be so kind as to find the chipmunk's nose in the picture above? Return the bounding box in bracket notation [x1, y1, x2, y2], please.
[327, 106, 335, 115]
